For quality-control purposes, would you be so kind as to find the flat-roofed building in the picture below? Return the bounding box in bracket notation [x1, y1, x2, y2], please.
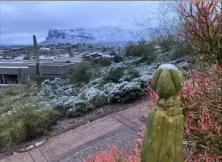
[0, 59, 82, 84]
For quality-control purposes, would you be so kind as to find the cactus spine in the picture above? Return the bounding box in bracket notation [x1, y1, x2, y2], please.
[33, 35, 41, 89]
[141, 64, 184, 162]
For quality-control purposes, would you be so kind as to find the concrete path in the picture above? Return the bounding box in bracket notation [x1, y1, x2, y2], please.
[0, 101, 150, 162]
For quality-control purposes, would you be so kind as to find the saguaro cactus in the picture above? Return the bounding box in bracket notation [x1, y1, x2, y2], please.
[141, 64, 184, 162]
[33, 35, 41, 89]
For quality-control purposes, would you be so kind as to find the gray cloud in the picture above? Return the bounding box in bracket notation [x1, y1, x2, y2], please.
[0, 1, 160, 44]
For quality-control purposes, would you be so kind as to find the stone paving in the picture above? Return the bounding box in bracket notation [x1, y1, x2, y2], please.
[0, 101, 150, 162]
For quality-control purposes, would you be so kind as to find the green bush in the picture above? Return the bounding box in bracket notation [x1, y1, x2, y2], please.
[96, 58, 112, 67]
[127, 69, 140, 79]
[169, 41, 195, 61]
[0, 104, 59, 150]
[113, 55, 123, 63]
[66, 63, 92, 84]
[104, 67, 124, 83]
[154, 35, 179, 52]
[124, 40, 157, 64]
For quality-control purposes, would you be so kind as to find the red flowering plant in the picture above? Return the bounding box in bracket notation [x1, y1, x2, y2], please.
[84, 129, 145, 162]
[177, 0, 221, 63]
[182, 64, 222, 161]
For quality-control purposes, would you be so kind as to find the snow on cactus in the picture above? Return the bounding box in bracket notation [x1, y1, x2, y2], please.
[151, 64, 184, 99]
[141, 63, 184, 162]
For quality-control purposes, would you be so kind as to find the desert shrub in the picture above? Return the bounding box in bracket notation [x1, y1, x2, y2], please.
[153, 34, 195, 61]
[154, 34, 179, 52]
[85, 146, 141, 162]
[0, 104, 59, 150]
[66, 63, 92, 84]
[113, 55, 123, 63]
[181, 65, 222, 161]
[124, 40, 157, 64]
[104, 79, 146, 103]
[97, 58, 112, 67]
[169, 41, 195, 60]
[66, 88, 107, 117]
[126, 69, 140, 79]
[178, 1, 221, 63]
[84, 125, 145, 162]
[104, 67, 124, 83]
[83, 56, 112, 67]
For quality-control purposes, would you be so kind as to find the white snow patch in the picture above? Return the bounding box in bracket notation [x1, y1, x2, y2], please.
[158, 64, 178, 70]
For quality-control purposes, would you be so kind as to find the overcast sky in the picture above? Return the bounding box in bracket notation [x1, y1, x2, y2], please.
[0, 1, 160, 45]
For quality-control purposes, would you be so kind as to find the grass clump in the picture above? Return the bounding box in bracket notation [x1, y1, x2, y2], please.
[0, 103, 59, 150]
[0, 85, 37, 115]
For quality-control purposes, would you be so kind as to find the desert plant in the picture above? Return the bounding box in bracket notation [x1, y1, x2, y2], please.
[172, 41, 194, 60]
[177, 0, 221, 63]
[141, 64, 184, 162]
[181, 64, 222, 161]
[154, 35, 179, 52]
[33, 35, 41, 89]
[66, 63, 92, 84]
[104, 67, 124, 83]
[127, 69, 140, 79]
[85, 130, 144, 162]
[113, 55, 123, 63]
[146, 63, 222, 161]
[0, 104, 58, 150]
[124, 40, 157, 64]
[97, 58, 112, 67]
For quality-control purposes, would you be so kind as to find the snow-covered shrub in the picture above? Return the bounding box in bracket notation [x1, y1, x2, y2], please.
[66, 99, 92, 117]
[83, 87, 107, 107]
[104, 67, 124, 83]
[103, 79, 146, 103]
[126, 68, 140, 80]
[65, 63, 92, 84]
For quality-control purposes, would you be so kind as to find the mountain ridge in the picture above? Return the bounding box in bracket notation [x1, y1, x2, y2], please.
[40, 27, 161, 45]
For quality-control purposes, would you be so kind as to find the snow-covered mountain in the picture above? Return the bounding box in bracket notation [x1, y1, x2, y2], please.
[40, 27, 161, 45]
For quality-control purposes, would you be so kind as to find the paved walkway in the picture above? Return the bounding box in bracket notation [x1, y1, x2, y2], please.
[0, 101, 150, 162]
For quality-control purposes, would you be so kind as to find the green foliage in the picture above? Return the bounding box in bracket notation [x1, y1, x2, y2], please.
[0, 85, 37, 115]
[124, 40, 157, 64]
[127, 68, 140, 79]
[141, 64, 184, 162]
[96, 58, 112, 67]
[113, 55, 123, 63]
[104, 67, 124, 83]
[0, 104, 59, 150]
[154, 35, 179, 52]
[66, 63, 92, 84]
[169, 41, 195, 61]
